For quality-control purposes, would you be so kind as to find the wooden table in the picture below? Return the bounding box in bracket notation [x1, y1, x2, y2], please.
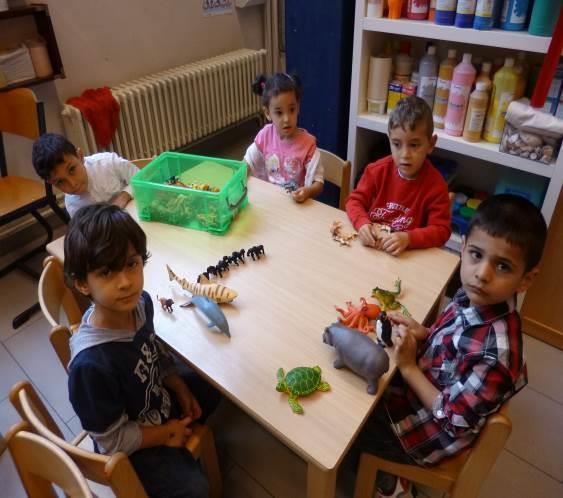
[48, 177, 459, 498]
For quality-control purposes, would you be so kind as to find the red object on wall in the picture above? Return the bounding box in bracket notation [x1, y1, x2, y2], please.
[66, 87, 120, 148]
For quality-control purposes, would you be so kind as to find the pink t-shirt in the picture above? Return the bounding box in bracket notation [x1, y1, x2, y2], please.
[253, 124, 316, 188]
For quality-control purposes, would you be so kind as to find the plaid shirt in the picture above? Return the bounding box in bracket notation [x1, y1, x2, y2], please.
[384, 288, 527, 465]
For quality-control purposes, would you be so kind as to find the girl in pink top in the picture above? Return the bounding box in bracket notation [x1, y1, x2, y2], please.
[244, 73, 324, 203]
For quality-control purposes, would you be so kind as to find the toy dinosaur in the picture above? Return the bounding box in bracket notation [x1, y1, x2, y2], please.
[330, 221, 357, 247]
[166, 265, 238, 303]
[372, 278, 410, 316]
[181, 295, 230, 337]
[276, 366, 330, 414]
[334, 298, 381, 335]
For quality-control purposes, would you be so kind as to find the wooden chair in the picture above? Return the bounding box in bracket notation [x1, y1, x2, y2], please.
[13, 375, 223, 498]
[131, 157, 154, 169]
[39, 255, 87, 332]
[353, 404, 512, 498]
[0, 88, 69, 329]
[6, 422, 93, 498]
[318, 148, 351, 210]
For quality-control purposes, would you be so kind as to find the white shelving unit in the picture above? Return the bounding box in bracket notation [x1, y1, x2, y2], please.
[347, 2, 563, 225]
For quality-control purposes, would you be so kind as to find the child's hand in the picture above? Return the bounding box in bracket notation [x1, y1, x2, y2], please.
[387, 311, 428, 341]
[358, 223, 377, 247]
[164, 416, 193, 447]
[112, 191, 133, 209]
[292, 187, 309, 203]
[178, 391, 202, 421]
[381, 231, 409, 256]
[389, 326, 418, 373]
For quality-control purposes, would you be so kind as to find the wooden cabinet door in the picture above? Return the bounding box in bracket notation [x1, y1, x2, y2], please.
[521, 188, 563, 350]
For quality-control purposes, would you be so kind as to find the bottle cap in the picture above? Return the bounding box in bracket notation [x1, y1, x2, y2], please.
[447, 49, 457, 59]
[505, 58, 515, 67]
[481, 62, 492, 73]
[462, 53, 472, 63]
[428, 45, 436, 55]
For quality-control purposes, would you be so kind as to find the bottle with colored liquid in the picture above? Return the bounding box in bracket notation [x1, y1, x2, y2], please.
[455, 0, 477, 27]
[445, 53, 476, 137]
[474, 0, 495, 29]
[435, 0, 458, 25]
[407, 0, 430, 19]
[529, 0, 560, 37]
[500, 0, 530, 31]
[429, 0, 437, 20]
[417, 45, 438, 109]
[463, 81, 490, 142]
[476, 61, 492, 93]
[483, 57, 518, 143]
[433, 49, 457, 129]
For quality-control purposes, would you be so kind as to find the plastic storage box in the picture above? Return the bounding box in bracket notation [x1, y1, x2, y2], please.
[131, 152, 248, 235]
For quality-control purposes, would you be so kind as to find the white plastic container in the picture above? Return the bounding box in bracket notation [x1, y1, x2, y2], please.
[26, 38, 53, 78]
[417, 45, 438, 110]
[366, 0, 384, 17]
[367, 56, 392, 114]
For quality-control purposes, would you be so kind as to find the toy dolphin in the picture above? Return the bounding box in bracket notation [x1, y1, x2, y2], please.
[181, 295, 231, 337]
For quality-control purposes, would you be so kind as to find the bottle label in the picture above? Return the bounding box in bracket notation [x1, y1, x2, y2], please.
[467, 108, 486, 131]
[436, 77, 452, 91]
[450, 83, 471, 98]
[409, 0, 429, 14]
[457, 0, 476, 14]
[475, 0, 493, 17]
[501, 0, 526, 24]
[436, 0, 456, 11]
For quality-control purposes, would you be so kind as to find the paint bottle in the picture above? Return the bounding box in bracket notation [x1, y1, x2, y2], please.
[433, 49, 457, 129]
[417, 45, 439, 109]
[455, 0, 477, 27]
[445, 53, 476, 137]
[476, 61, 492, 91]
[388, 0, 404, 19]
[463, 82, 490, 142]
[500, 0, 530, 31]
[514, 51, 528, 99]
[407, 0, 430, 19]
[366, 0, 385, 17]
[528, 0, 559, 37]
[394, 42, 413, 83]
[473, 0, 495, 29]
[483, 57, 518, 143]
[429, 0, 437, 20]
[435, 0, 458, 25]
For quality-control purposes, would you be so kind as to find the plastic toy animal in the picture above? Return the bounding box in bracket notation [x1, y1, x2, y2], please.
[372, 278, 410, 315]
[335, 298, 381, 335]
[247, 245, 265, 260]
[375, 311, 393, 347]
[166, 265, 238, 303]
[181, 295, 230, 337]
[323, 322, 389, 395]
[276, 366, 330, 414]
[206, 265, 217, 277]
[330, 221, 358, 247]
[158, 296, 174, 313]
[197, 272, 210, 284]
[232, 250, 244, 265]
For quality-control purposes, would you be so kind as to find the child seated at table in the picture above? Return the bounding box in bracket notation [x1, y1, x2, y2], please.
[346, 96, 451, 256]
[353, 194, 546, 497]
[65, 203, 220, 498]
[32, 133, 139, 217]
[244, 73, 324, 203]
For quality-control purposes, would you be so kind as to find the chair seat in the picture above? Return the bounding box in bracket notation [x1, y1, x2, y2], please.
[0, 176, 47, 216]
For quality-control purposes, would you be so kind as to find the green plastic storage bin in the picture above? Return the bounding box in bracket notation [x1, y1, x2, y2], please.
[131, 152, 248, 234]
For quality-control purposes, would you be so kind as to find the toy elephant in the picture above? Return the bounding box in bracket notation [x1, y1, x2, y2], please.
[323, 322, 389, 395]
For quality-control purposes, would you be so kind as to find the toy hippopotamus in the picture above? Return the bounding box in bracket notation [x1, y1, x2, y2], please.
[323, 322, 389, 395]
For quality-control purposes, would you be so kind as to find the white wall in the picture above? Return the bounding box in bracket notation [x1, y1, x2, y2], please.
[5, 0, 264, 178]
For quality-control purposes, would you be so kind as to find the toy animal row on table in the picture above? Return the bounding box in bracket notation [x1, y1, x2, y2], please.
[197, 245, 265, 281]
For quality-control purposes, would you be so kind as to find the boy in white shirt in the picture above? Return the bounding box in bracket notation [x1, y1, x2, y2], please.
[32, 133, 139, 217]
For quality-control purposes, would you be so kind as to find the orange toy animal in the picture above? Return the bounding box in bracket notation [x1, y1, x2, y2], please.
[335, 298, 381, 335]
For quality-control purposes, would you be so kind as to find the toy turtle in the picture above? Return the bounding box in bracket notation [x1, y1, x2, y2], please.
[276, 366, 330, 414]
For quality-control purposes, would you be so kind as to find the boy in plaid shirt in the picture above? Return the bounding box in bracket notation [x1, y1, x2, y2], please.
[355, 194, 547, 497]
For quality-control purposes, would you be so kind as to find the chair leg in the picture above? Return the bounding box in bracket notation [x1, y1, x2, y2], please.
[353, 453, 379, 498]
[200, 429, 222, 498]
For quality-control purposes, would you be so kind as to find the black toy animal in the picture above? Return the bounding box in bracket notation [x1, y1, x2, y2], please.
[206, 265, 217, 276]
[375, 311, 393, 347]
[247, 244, 265, 261]
[197, 272, 210, 283]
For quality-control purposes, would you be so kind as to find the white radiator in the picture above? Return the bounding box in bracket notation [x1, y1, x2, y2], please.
[62, 49, 266, 159]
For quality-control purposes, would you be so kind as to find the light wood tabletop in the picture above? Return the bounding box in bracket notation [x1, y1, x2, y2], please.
[48, 177, 460, 498]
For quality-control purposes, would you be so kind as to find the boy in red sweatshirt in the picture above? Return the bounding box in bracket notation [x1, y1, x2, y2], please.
[346, 96, 451, 256]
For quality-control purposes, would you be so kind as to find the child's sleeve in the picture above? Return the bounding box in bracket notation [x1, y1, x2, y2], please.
[68, 361, 142, 455]
[303, 147, 324, 187]
[407, 180, 452, 249]
[244, 127, 268, 180]
[345, 165, 377, 230]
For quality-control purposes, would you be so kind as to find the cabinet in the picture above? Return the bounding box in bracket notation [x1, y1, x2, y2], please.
[346, 5, 563, 227]
[0, 3, 64, 91]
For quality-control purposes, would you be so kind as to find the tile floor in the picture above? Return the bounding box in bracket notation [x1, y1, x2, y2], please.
[1, 130, 562, 497]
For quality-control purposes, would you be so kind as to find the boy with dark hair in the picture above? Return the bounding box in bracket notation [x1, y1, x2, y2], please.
[32, 133, 138, 217]
[346, 96, 451, 256]
[65, 203, 219, 498]
[355, 194, 546, 497]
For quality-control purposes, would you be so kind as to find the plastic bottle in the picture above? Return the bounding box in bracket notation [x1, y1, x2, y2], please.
[476, 61, 492, 91]
[473, 0, 495, 29]
[500, 0, 530, 31]
[445, 53, 476, 136]
[435, 0, 458, 25]
[433, 49, 457, 129]
[388, 0, 404, 19]
[455, 0, 477, 27]
[366, 0, 385, 17]
[514, 51, 528, 99]
[407, 0, 430, 19]
[417, 45, 439, 109]
[394, 42, 413, 83]
[528, 0, 559, 37]
[429, 0, 437, 20]
[463, 82, 490, 142]
[492, 0, 504, 27]
[483, 57, 518, 143]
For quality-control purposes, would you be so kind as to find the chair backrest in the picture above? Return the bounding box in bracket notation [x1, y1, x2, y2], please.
[39, 256, 85, 330]
[50, 325, 73, 373]
[6, 422, 93, 498]
[131, 158, 154, 169]
[318, 148, 351, 210]
[9, 381, 148, 498]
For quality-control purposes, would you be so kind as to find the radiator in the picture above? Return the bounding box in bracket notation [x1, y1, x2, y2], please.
[61, 49, 266, 159]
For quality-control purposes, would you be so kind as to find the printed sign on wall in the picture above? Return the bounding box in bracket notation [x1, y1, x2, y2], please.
[202, 0, 234, 16]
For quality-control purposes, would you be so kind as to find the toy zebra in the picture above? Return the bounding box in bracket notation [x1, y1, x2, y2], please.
[166, 265, 238, 303]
